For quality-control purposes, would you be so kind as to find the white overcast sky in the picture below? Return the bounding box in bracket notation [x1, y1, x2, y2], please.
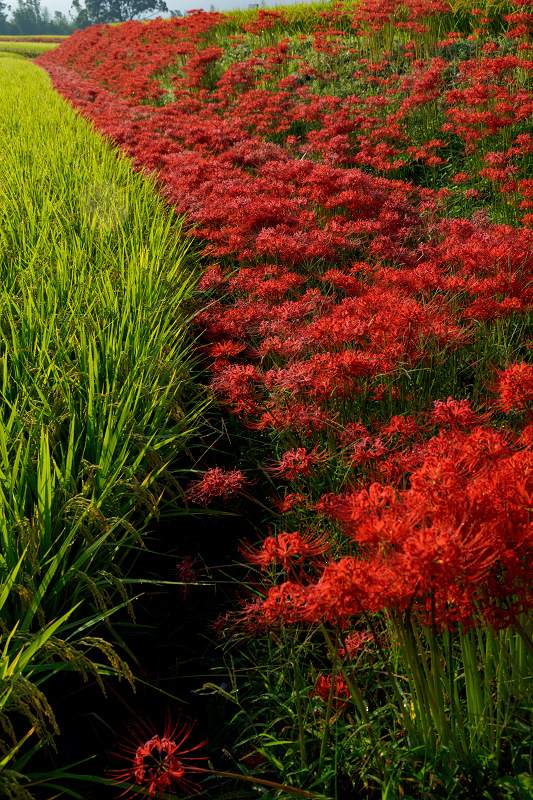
[47, 0, 306, 21]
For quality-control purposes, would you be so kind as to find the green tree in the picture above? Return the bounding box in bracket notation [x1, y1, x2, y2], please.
[7, 0, 75, 37]
[71, 0, 167, 26]
[0, 0, 10, 33]
[53, 9, 74, 32]
[11, 0, 46, 33]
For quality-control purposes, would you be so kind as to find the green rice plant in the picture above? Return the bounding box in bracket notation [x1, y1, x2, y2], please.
[0, 41, 58, 58]
[0, 552, 136, 800]
[0, 54, 205, 613]
[0, 54, 209, 794]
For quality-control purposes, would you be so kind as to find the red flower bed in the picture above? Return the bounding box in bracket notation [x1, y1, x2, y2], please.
[36, 2, 533, 627]
[0, 35, 67, 42]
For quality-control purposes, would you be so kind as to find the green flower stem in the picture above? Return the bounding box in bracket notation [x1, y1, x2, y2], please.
[320, 624, 384, 780]
[318, 631, 338, 770]
[193, 767, 319, 797]
[291, 634, 308, 770]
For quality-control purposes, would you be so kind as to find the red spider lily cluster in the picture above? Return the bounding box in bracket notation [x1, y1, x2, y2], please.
[29, 43, 533, 446]
[243, 418, 533, 630]
[36, 1, 533, 650]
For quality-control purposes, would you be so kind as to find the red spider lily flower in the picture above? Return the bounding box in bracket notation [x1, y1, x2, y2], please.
[495, 362, 533, 415]
[272, 492, 307, 513]
[186, 467, 252, 504]
[380, 414, 421, 443]
[241, 528, 330, 572]
[264, 445, 329, 480]
[518, 424, 533, 448]
[174, 556, 201, 600]
[109, 718, 208, 798]
[338, 630, 374, 658]
[206, 339, 247, 361]
[343, 435, 387, 467]
[197, 265, 226, 291]
[312, 674, 350, 705]
[428, 397, 492, 428]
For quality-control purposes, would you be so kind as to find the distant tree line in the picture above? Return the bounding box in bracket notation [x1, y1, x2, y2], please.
[0, 0, 170, 35]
